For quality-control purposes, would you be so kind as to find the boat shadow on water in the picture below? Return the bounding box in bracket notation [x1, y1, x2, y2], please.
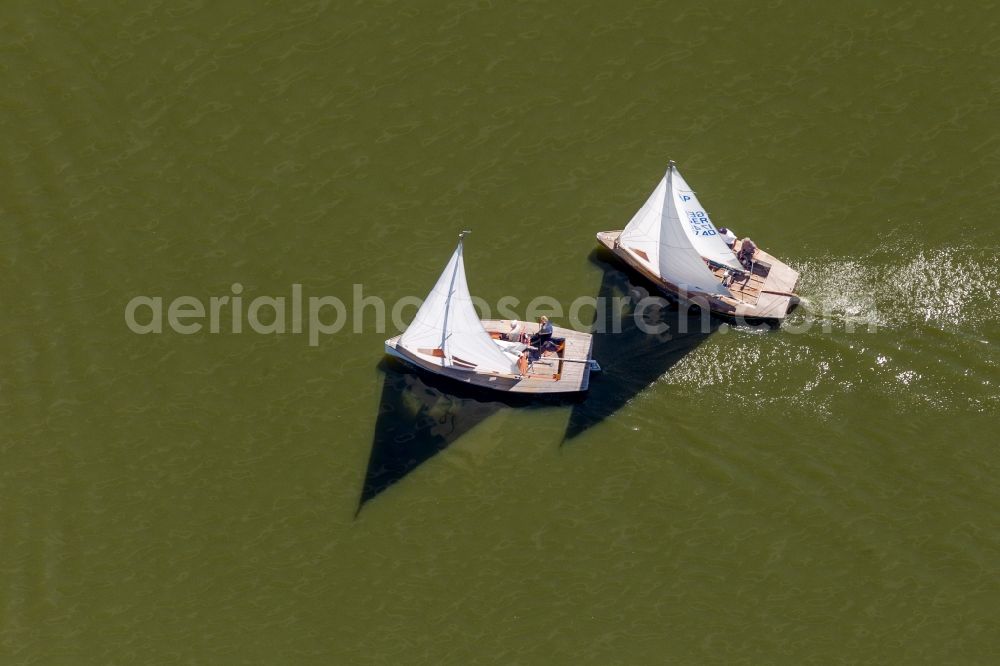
[357, 358, 582, 515]
[562, 248, 727, 442]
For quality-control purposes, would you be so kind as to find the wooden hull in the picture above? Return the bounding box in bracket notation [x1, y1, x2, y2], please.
[596, 230, 800, 322]
[385, 320, 594, 394]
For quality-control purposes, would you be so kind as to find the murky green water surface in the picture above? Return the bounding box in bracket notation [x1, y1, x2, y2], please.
[2, 1, 999, 663]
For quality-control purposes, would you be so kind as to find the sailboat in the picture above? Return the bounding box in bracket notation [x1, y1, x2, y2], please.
[596, 161, 800, 322]
[385, 232, 597, 394]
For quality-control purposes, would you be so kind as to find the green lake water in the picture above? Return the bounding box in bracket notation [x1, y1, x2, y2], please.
[2, 1, 999, 663]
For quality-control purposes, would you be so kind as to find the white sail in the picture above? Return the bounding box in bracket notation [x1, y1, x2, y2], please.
[619, 164, 734, 298]
[618, 175, 666, 271]
[659, 169, 733, 297]
[398, 238, 516, 375]
[670, 164, 743, 271]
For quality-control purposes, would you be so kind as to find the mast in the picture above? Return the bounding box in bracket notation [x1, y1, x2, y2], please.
[441, 230, 471, 366]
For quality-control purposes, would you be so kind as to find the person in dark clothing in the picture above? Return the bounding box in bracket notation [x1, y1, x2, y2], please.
[530, 315, 553, 348]
[737, 238, 757, 271]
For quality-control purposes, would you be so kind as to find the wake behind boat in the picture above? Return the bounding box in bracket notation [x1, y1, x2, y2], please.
[597, 162, 800, 322]
[385, 232, 597, 394]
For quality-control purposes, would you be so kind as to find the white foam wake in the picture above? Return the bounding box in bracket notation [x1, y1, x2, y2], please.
[655, 243, 1000, 416]
[791, 245, 1000, 332]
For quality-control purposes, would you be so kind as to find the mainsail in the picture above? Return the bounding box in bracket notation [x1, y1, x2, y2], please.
[398, 236, 516, 375]
[619, 162, 736, 298]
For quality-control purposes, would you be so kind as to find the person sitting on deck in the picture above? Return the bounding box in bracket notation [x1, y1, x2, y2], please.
[504, 320, 523, 342]
[737, 238, 757, 271]
[530, 315, 553, 348]
[718, 226, 737, 249]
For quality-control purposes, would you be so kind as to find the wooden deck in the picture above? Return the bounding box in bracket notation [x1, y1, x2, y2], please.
[385, 320, 594, 394]
[596, 230, 800, 322]
[710, 258, 766, 306]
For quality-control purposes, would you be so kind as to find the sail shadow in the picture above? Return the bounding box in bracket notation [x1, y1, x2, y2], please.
[360, 355, 590, 514]
[359, 358, 528, 514]
[563, 249, 723, 441]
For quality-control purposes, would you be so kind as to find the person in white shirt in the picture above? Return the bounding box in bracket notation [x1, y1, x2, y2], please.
[718, 226, 737, 249]
[504, 320, 523, 342]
